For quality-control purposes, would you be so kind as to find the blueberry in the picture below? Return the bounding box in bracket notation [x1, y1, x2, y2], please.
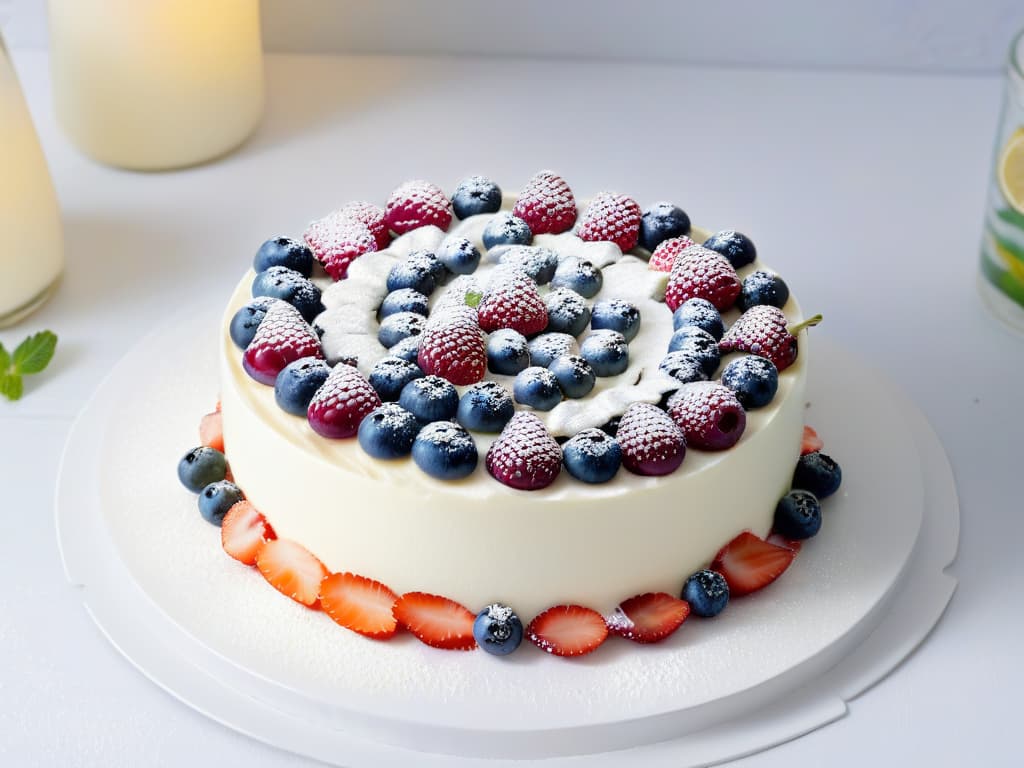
[387, 256, 437, 295]
[513, 366, 563, 411]
[388, 336, 421, 363]
[528, 332, 577, 368]
[738, 270, 790, 311]
[580, 330, 629, 377]
[408, 249, 447, 282]
[639, 202, 691, 252]
[177, 446, 227, 493]
[482, 212, 532, 250]
[412, 421, 478, 480]
[659, 351, 709, 384]
[274, 357, 331, 415]
[681, 569, 730, 618]
[550, 257, 603, 298]
[548, 355, 595, 398]
[229, 296, 277, 349]
[721, 356, 778, 409]
[497, 246, 559, 284]
[379, 288, 429, 319]
[473, 603, 524, 656]
[793, 452, 842, 499]
[457, 381, 515, 432]
[774, 489, 822, 540]
[437, 235, 481, 275]
[399, 375, 459, 422]
[672, 298, 724, 341]
[251, 266, 324, 322]
[451, 175, 503, 219]
[562, 428, 622, 483]
[368, 356, 424, 401]
[486, 328, 530, 375]
[198, 481, 244, 526]
[666, 326, 720, 377]
[544, 288, 591, 337]
[702, 230, 757, 269]
[358, 403, 421, 459]
[377, 311, 426, 348]
[254, 236, 314, 277]
[591, 299, 641, 342]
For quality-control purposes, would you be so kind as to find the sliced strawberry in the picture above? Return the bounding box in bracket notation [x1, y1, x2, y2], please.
[801, 425, 824, 455]
[711, 531, 796, 597]
[393, 592, 477, 650]
[255, 538, 329, 608]
[220, 501, 274, 565]
[320, 572, 399, 640]
[766, 532, 804, 553]
[527, 604, 609, 657]
[607, 592, 690, 644]
[199, 411, 224, 452]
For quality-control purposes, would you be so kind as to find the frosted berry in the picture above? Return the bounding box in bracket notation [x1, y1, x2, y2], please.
[486, 412, 562, 490]
[251, 266, 324, 322]
[417, 306, 487, 385]
[702, 230, 757, 269]
[544, 288, 591, 337]
[303, 213, 377, 281]
[527, 332, 577, 368]
[242, 300, 324, 386]
[368, 355, 424, 401]
[451, 175, 502, 220]
[616, 402, 687, 476]
[664, 245, 741, 312]
[254, 236, 313, 276]
[477, 267, 548, 336]
[548, 355, 596, 399]
[379, 288, 429, 319]
[668, 381, 746, 450]
[377, 311, 426, 349]
[666, 325, 721, 377]
[177, 447, 227, 493]
[512, 170, 577, 235]
[384, 180, 453, 235]
[513, 366, 563, 411]
[577, 192, 642, 252]
[561, 428, 621, 483]
[590, 299, 641, 342]
[486, 328, 531, 375]
[412, 421, 479, 480]
[658, 351, 709, 384]
[482, 212, 533, 249]
[274, 356, 331, 415]
[358, 403, 421, 459]
[457, 381, 515, 433]
[436, 235, 481, 275]
[579, 330, 629, 377]
[639, 202, 691, 252]
[793, 452, 842, 498]
[497, 245, 559, 284]
[672, 297, 724, 340]
[720, 306, 820, 372]
[307, 364, 382, 439]
[399, 375, 459, 422]
[773, 489, 822, 540]
[721, 356, 779, 409]
[338, 200, 390, 250]
[682, 569, 730, 618]
[648, 235, 696, 273]
[738, 270, 790, 311]
[550, 257, 603, 298]
[473, 603, 524, 656]
[229, 296, 276, 350]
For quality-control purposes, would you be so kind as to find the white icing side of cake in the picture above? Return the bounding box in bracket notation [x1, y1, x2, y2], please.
[220, 216, 809, 618]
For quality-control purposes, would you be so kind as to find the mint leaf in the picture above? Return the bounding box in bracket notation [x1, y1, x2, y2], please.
[0, 342, 9, 373]
[464, 291, 483, 308]
[0, 373, 23, 401]
[12, 331, 57, 375]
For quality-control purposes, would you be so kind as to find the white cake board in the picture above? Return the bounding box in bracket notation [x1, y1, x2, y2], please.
[55, 308, 958, 766]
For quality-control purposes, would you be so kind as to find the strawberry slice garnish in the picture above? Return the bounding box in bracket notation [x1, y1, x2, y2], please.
[801, 425, 824, 455]
[393, 592, 477, 650]
[766, 532, 804, 553]
[527, 604, 609, 657]
[607, 592, 690, 644]
[711, 531, 796, 597]
[320, 572, 399, 640]
[199, 410, 224, 452]
[255, 538, 329, 608]
[221, 501, 275, 565]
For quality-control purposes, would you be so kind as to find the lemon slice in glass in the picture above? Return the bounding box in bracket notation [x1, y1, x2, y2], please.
[998, 132, 1024, 214]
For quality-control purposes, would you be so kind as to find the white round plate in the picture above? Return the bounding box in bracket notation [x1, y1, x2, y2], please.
[56, 308, 958, 766]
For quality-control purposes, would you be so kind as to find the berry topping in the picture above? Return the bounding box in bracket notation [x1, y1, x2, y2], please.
[561, 428, 622, 483]
[702, 230, 757, 269]
[544, 287, 592, 337]
[255, 538, 329, 608]
[303, 213, 378, 281]
[667, 381, 746, 450]
[681, 569, 730, 618]
[274, 356, 331, 416]
[548, 355, 596, 399]
[607, 592, 690, 644]
[801, 425, 824, 455]
[766, 533, 804, 553]
[368, 355, 424, 402]
[229, 296, 277, 350]
[579, 329, 629, 377]
[477, 268, 549, 336]
[386, 251, 442, 295]
[793, 452, 842, 498]
[411, 421, 479, 480]
[721, 356, 779, 409]
[482, 212, 533, 250]
[486, 328, 531, 375]
[384, 180, 453, 235]
[242, 301, 323, 386]
[639, 202, 691, 252]
[456, 380, 515, 433]
[513, 366, 563, 411]
[664, 245, 741, 313]
[527, 332, 578, 367]
[616, 402, 687, 476]
[254, 237, 314, 277]
[512, 170, 577, 235]
[198, 480, 244, 526]
[711, 531, 796, 597]
[417, 307, 487, 386]
[393, 592, 478, 650]
[377, 311, 426, 348]
[486, 412, 562, 491]
[590, 299, 641, 342]
[357, 403, 421, 459]
[319, 572, 399, 640]
[658, 351, 709, 385]
[473, 603, 525, 656]
[451, 175, 503, 219]
[527, 605, 609, 657]
[666, 325, 721, 377]
[199, 410, 225, 452]
[251, 266, 325, 322]
[178, 446, 227, 493]
[379, 288, 429, 319]
[774, 489, 822, 540]
[496, 245, 559, 284]
[399, 375, 459, 422]
[577, 192, 643, 252]
[672, 297, 724, 340]
[648, 235, 696, 273]
[307, 364, 382, 439]
[550, 257, 603, 298]
[719, 306, 821, 372]
[738, 270, 790, 311]
[339, 200, 390, 250]
[388, 335, 421, 363]
[437, 235, 482, 275]
[220, 501, 274, 566]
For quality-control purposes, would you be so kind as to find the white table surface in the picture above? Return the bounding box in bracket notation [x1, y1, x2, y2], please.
[0, 48, 1019, 767]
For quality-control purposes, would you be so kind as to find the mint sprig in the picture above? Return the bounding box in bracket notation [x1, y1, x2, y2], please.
[0, 330, 58, 401]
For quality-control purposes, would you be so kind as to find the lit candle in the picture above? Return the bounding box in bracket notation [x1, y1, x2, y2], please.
[48, 0, 264, 170]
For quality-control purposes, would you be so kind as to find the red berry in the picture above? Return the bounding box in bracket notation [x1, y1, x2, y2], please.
[766, 532, 804, 553]
[664, 245, 741, 312]
[648, 235, 696, 273]
[527, 604, 609, 657]
[384, 180, 453, 235]
[512, 170, 577, 235]
[606, 592, 690, 644]
[255, 538, 329, 608]
[303, 212, 378, 281]
[199, 410, 225, 452]
[477, 267, 549, 336]
[307, 364, 381, 439]
[393, 592, 477, 650]
[719, 305, 799, 371]
[616, 402, 686, 476]
[576, 192, 642, 252]
[801, 425, 823, 455]
[667, 382, 747, 450]
[320, 572, 399, 640]
[242, 301, 323, 386]
[339, 200, 390, 250]
[417, 306, 486, 386]
[711, 531, 796, 597]
[221, 501, 275, 566]
[485, 412, 562, 490]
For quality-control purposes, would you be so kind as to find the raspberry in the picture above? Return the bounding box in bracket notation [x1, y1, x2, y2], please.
[512, 170, 577, 235]
[664, 245, 741, 312]
[485, 412, 562, 490]
[648, 235, 696, 273]
[384, 180, 453, 235]
[616, 402, 686, 476]
[667, 381, 746, 450]
[576, 192, 642, 252]
[303, 212, 377, 281]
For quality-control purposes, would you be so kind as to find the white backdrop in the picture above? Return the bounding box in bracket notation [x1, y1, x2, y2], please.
[4, 0, 1024, 73]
